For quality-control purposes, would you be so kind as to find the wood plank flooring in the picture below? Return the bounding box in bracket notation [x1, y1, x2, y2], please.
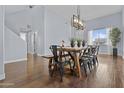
[0, 54, 124, 88]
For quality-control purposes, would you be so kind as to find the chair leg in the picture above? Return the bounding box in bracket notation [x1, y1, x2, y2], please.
[69, 62, 72, 70]
[88, 62, 91, 72]
[72, 62, 76, 76]
[93, 58, 96, 65]
[96, 57, 98, 63]
[83, 63, 87, 77]
[48, 58, 52, 70]
[50, 64, 56, 77]
[89, 59, 93, 69]
[73, 62, 75, 70]
[59, 65, 64, 82]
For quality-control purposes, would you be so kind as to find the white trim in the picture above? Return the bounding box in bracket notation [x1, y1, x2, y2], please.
[99, 51, 111, 55]
[99, 52, 123, 58]
[4, 58, 27, 64]
[28, 53, 44, 57]
[118, 53, 123, 57]
[0, 73, 5, 80]
[99, 52, 110, 55]
[2, 6, 5, 80]
[37, 54, 43, 57]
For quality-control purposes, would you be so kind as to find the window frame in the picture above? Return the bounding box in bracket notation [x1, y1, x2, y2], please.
[88, 27, 111, 46]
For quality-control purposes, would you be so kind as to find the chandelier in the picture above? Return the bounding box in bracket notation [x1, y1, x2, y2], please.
[72, 6, 85, 30]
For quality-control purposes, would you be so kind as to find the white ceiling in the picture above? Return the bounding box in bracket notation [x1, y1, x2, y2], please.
[45, 5, 123, 21]
[5, 5, 124, 21]
[5, 5, 27, 14]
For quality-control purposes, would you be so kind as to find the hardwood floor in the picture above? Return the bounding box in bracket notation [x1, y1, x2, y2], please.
[0, 54, 124, 88]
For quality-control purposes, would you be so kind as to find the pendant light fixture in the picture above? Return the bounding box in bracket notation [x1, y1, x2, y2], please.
[72, 5, 85, 30]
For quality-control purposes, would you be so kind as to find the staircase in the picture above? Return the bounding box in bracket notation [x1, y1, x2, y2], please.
[4, 14, 27, 63]
[5, 16, 20, 36]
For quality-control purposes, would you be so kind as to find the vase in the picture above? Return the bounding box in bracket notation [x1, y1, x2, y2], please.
[113, 48, 117, 56]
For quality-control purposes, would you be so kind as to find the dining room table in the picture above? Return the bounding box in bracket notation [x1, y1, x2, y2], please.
[42, 46, 86, 79]
[58, 46, 85, 79]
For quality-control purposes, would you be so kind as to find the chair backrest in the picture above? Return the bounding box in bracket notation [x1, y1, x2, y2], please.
[83, 47, 89, 55]
[96, 45, 99, 55]
[91, 45, 99, 56]
[81, 45, 92, 57]
[88, 45, 93, 56]
[50, 45, 59, 62]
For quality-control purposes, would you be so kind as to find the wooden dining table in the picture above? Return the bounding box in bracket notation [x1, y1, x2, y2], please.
[59, 46, 85, 79]
[42, 46, 86, 79]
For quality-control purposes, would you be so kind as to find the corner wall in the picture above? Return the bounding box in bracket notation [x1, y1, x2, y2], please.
[0, 6, 5, 80]
[122, 7, 124, 59]
[4, 26, 27, 64]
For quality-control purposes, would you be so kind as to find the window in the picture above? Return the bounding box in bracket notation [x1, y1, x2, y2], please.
[88, 28, 110, 45]
[93, 28, 107, 45]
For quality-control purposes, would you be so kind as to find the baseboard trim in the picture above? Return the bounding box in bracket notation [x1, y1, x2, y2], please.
[37, 54, 43, 57]
[99, 53, 110, 55]
[4, 58, 27, 64]
[0, 73, 5, 80]
[99, 54, 123, 59]
[99, 52, 123, 58]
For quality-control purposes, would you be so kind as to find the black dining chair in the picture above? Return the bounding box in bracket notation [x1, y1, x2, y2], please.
[83, 45, 99, 66]
[79, 45, 99, 76]
[49, 45, 72, 82]
[91, 45, 99, 65]
[79, 46, 93, 76]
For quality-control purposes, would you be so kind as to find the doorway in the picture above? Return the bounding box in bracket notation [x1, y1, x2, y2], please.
[20, 31, 38, 55]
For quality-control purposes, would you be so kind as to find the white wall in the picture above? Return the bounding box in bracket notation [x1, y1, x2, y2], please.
[122, 7, 124, 58]
[44, 8, 71, 55]
[5, 8, 33, 35]
[85, 12, 123, 56]
[0, 6, 5, 80]
[5, 6, 45, 57]
[4, 26, 27, 63]
[35, 6, 45, 55]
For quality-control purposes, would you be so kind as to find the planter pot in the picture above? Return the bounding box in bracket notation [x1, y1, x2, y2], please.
[71, 43, 75, 47]
[77, 43, 81, 47]
[82, 40, 85, 47]
[113, 48, 117, 56]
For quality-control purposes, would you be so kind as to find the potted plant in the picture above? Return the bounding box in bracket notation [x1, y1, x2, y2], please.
[109, 27, 121, 56]
[77, 38, 82, 47]
[70, 38, 76, 47]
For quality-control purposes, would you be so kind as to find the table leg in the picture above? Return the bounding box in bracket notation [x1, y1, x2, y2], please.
[74, 53, 82, 79]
